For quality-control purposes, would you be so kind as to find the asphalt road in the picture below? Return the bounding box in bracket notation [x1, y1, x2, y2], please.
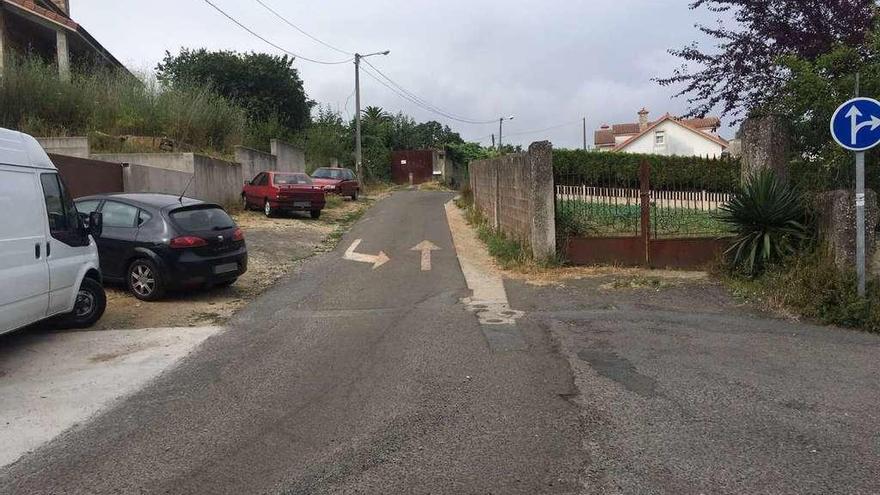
[508, 276, 880, 494]
[0, 191, 586, 494]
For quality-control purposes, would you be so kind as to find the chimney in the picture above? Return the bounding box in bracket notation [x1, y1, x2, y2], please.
[51, 0, 70, 15]
[638, 108, 649, 131]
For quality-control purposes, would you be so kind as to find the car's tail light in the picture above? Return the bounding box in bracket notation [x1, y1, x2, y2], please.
[233, 228, 244, 242]
[170, 236, 208, 249]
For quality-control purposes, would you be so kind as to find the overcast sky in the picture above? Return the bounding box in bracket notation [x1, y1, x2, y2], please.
[73, 0, 725, 149]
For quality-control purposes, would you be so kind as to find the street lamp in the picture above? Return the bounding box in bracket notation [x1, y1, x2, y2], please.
[354, 50, 390, 183]
[498, 115, 515, 151]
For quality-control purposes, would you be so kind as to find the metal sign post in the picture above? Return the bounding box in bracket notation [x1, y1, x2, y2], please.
[830, 96, 880, 297]
[856, 151, 866, 296]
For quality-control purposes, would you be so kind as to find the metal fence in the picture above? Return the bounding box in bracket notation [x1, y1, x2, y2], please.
[555, 162, 734, 239]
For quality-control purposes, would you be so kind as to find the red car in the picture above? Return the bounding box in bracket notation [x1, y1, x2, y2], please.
[242, 171, 326, 218]
[310, 167, 360, 201]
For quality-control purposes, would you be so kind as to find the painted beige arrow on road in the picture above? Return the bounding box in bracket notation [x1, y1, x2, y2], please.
[411, 240, 441, 271]
[344, 239, 390, 269]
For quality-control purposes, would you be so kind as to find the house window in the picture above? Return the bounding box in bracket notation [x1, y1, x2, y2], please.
[655, 130, 666, 146]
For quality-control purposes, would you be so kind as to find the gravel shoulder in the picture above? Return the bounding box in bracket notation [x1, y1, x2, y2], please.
[93, 193, 386, 331]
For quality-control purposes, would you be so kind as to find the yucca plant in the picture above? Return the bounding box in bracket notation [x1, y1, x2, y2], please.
[718, 169, 809, 275]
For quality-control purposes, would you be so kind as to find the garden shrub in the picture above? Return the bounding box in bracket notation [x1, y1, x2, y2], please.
[553, 149, 740, 192]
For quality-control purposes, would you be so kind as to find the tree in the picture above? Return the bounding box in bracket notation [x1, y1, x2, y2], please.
[156, 49, 314, 133]
[773, 27, 880, 191]
[303, 106, 352, 169]
[656, 0, 876, 118]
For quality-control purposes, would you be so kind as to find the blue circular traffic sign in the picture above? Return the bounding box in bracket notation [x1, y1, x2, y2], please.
[831, 97, 880, 152]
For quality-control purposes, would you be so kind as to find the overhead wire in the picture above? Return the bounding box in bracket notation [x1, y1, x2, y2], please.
[361, 60, 496, 125]
[252, 0, 354, 56]
[200, 0, 353, 65]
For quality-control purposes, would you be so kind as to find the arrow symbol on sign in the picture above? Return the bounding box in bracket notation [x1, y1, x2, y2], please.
[344, 239, 390, 269]
[411, 240, 440, 271]
[846, 105, 880, 145]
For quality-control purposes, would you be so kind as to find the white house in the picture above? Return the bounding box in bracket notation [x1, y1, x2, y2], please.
[594, 109, 728, 158]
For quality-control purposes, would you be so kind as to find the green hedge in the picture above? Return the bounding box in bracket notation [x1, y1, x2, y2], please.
[553, 149, 740, 192]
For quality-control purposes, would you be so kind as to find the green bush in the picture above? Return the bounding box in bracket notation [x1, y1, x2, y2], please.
[727, 250, 880, 333]
[553, 149, 740, 192]
[0, 56, 247, 154]
[719, 170, 809, 275]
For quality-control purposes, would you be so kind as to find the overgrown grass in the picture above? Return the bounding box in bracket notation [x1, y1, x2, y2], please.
[462, 206, 530, 269]
[324, 194, 344, 210]
[0, 56, 247, 154]
[723, 250, 880, 333]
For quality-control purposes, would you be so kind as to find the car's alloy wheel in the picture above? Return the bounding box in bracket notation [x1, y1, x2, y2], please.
[131, 264, 155, 297]
[129, 261, 161, 300]
[264, 200, 273, 217]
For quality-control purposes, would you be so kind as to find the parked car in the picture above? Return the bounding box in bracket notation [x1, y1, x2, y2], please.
[242, 171, 326, 218]
[0, 127, 106, 335]
[74, 193, 247, 301]
[310, 167, 360, 201]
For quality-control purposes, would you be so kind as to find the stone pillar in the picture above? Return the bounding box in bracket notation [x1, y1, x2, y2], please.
[740, 114, 790, 183]
[56, 29, 70, 81]
[527, 140, 556, 260]
[816, 189, 879, 271]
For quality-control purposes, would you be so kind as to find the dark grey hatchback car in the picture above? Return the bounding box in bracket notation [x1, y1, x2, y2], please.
[75, 193, 247, 301]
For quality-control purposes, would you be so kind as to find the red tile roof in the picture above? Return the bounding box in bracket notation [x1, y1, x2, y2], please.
[611, 115, 729, 151]
[595, 114, 722, 148]
[3, 0, 78, 29]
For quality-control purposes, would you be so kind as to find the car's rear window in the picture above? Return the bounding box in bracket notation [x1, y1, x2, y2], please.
[274, 173, 313, 185]
[170, 206, 235, 231]
[312, 168, 345, 180]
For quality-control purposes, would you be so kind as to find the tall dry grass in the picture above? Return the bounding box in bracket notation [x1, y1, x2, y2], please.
[0, 56, 247, 154]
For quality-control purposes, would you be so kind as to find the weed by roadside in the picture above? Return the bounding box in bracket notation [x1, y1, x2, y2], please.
[324, 194, 344, 210]
[603, 276, 681, 291]
[721, 250, 880, 333]
[418, 181, 451, 192]
[459, 202, 561, 271]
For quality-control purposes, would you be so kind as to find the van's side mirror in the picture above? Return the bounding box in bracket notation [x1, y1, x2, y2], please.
[88, 211, 103, 238]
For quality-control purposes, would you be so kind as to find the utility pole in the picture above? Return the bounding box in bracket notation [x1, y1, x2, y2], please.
[353, 50, 390, 184]
[583, 117, 587, 151]
[491, 134, 495, 150]
[354, 54, 362, 181]
[497, 115, 514, 152]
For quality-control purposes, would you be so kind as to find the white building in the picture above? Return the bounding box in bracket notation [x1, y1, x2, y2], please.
[594, 109, 728, 158]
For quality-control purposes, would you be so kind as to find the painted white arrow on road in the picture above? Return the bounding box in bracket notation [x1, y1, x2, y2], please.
[411, 240, 441, 271]
[344, 239, 390, 269]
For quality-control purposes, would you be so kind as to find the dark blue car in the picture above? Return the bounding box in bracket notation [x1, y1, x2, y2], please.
[74, 193, 247, 301]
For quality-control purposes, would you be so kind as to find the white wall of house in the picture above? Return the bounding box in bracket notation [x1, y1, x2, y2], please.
[619, 120, 725, 158]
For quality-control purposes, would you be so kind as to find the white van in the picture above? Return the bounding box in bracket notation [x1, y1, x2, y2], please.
[0, 128, 106, 335]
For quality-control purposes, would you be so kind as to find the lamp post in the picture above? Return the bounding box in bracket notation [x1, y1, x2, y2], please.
[354, 50, 390, 183]
[498, 115, 515, 152]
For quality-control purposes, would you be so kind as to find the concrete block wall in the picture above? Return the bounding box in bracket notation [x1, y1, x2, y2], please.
[469, 141, 556, 259]
[36, 137, 90, 158]
[235, 146, 277, 183]
[270, 139, 306, 173]
[94, 152, 242, 207]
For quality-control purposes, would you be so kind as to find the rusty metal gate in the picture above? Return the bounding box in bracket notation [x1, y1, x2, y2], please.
[50, 153, 124, 199]
[555, 160, 734, 269]
[391, 150, 435, 185]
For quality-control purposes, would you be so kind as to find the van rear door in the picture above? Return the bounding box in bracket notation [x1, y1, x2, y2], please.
[0, 165, 50, 334]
